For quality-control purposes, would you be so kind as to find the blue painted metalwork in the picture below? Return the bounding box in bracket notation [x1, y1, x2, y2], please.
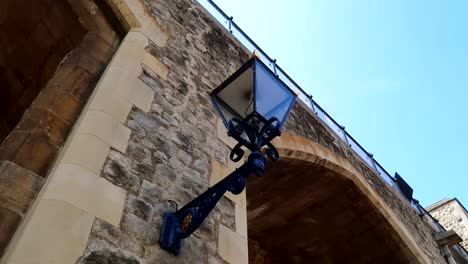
[159, 55, 296, 255]
[159, 150, 265, 255]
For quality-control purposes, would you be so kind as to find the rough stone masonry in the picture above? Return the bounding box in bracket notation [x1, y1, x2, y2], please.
[78, 1, 249, 263]
[428, 198, 468, 250]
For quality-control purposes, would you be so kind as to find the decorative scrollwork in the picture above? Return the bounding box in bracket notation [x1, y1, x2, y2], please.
[230, 143, 244, 162]
[259, 117, 280, 137]
[265, 142, 280, 161]
[227, 117, 244, 137]
[159, 152, 265, 255]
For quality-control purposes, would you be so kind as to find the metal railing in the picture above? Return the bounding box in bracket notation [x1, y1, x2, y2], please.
[195, 0, 467, 256]
[197, 0, 399, 195]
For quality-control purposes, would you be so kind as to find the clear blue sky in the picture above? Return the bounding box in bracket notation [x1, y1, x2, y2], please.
[214, 0, 468, 207]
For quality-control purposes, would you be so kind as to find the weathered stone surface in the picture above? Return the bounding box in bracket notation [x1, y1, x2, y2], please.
[153, 150, 168, 164]
[150, 200, 178, 228]
[0, 206, 21, 257]
[102, 150, 141, 194]
[0, 161, 43, 214]
[218, 198, 236, 232]
[121, 213, 159, 245]
[154, 164, 177, 183]
[80, 239, 144, 264]
[145, 235, 205, 264]
[118, 234, 146, 258]
[428, 198, 468, 250]
[127, 194, 154, 222]
[91, 218, 121, 246]
[139, 180, 167, 204]
[0, 130, 59, 177]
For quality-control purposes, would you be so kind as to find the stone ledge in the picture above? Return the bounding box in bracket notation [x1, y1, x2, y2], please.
[435, 230, 463, 247]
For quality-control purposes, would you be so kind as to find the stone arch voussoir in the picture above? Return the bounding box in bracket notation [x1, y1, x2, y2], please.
[268, 132, 431, 263]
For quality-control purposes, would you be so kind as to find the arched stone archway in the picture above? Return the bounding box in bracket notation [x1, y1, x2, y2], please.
[246, 132, 429, 263]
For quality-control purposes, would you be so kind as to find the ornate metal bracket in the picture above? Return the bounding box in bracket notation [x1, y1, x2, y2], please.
[227, 115, 280, 162]
[159, 151, 266, 255]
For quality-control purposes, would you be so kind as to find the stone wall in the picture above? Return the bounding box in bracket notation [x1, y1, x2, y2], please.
[78, 0, 446, 262]
[2, 0, 450, 263]
[429, 198, 468, 250]
[77, 0, 250, 263]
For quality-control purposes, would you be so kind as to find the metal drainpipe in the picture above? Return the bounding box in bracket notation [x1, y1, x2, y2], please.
[442, 244, 457, 264]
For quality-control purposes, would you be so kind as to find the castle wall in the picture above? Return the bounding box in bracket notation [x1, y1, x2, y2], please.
[429, 199, 468, 250]
[2, 0, 449, 263]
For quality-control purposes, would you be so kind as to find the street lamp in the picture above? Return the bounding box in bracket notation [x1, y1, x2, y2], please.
[159, 56, 297, 255]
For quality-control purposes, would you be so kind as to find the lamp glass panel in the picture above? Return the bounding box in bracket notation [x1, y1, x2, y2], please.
[214, 67, 254, 125]
[255, 61, 295, 126]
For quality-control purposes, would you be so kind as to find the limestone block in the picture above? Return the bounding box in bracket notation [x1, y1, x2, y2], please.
[218, 224, 248, 264]
[235, 201, 248, 239]
[88, 84, 133, 124]
[210, 160, 244, 204]
[5, 199, 94, 264]
[93, 66, 135, 101]
[124, 0, 169, 47]
[61, 133, 110, 175]
[111, 122, 133, 153]
[76, 111, 112, 142]
[142, 52, 169, 80]
[109, 32, 147, 73]
[43, 163, 126, 226]
[271, 132, 316, 160]
[89, 53, 158, 116]
[210, 160, 238, 186]
[130, 79, 155, 112]
[76, 110, 131, 153]
[0, 206, 21, 258]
